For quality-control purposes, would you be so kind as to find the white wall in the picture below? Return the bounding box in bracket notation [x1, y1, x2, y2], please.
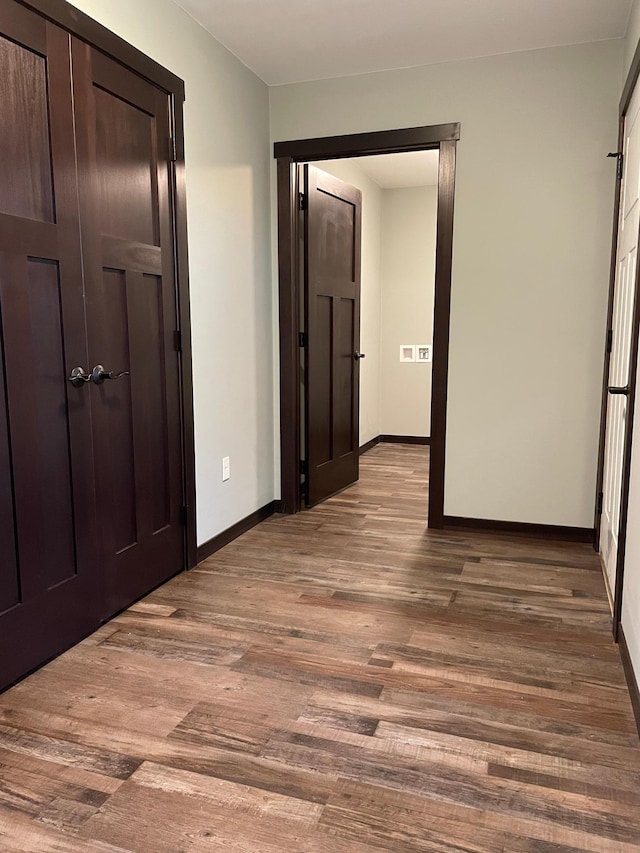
[380, 186, 437, 438]
[271, 40, 621, 526]
[310, 160, 383, 445]
[69, 0, 274, 546]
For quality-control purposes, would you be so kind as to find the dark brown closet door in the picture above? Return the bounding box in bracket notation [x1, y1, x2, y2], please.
[0, 3, 100, 690]
[72, 40, 184, 617]
[304, 166, 362, 507]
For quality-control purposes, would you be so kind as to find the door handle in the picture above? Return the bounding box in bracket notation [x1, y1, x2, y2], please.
[354, 352, 366, 360]
[608, 385, 630, 395]
[68, 367, 91, 387]
[91, 365, 130, 385]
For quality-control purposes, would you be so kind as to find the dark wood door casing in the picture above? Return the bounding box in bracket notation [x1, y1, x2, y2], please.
[275, 124, 459, 524]
[304, 166, 362, 506]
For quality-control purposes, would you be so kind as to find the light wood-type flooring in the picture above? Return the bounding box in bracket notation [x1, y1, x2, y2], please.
[1, 443, 639, 852]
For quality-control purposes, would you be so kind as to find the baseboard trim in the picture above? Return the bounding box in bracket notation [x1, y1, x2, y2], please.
[359, 436, 381, 455]
[380, 435, 431, 445]
[619, 625, 640, 740]
[196, 501, 278, 563]
[443, 515, 594, 543]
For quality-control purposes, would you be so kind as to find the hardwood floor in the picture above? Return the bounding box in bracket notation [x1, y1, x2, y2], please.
[1, 443, 639, 852]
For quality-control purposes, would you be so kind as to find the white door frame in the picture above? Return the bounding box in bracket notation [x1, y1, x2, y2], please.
[596, 46, 640, 640]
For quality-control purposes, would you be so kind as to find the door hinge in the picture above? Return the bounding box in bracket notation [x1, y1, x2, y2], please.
[180, 505, 188, 526]
[608, 151, 624, 181]
[174, 329, 182, 353]
[299, 331, 307, 348]
[606, 328, 613, 354]
[170, 135, 177, 163]
[300, 459, 307, 476]
[298, 192, 306, 211]
[597, 491, 604, 516]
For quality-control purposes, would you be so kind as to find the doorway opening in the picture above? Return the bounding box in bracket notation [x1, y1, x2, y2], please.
[300, 152, 438, 508]
[275, 124, 459, 527]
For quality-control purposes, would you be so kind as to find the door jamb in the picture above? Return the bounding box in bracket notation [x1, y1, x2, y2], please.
[595, 39, 640, 639]
[275, 123, 460, 526]
[17, 0, 197, 569]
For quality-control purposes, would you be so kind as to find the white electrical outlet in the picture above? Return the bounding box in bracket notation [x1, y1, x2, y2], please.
[222, 456, 230, 481]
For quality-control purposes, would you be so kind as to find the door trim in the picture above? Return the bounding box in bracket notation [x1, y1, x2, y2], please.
[275, 123, 459, 526]
[595, 39, 640, 638]
[17, 0, 197, 569]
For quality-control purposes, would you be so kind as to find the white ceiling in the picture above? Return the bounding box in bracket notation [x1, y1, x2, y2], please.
[174, 0, 633, 85]
[350, 151, 440, 189]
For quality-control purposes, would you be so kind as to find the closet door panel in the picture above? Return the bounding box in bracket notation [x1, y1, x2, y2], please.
[72, 39, 184, 618]
[0, 6, 100, 691]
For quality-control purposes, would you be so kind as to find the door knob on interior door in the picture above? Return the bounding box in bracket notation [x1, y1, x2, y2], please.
[68, 367, 91, 387]
[91, 365, 130, 385]
[354, 352, 366, 360]
[608, 385, 630, 395]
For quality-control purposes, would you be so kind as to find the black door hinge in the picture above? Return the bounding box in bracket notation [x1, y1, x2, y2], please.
[608, 151, 624, 181]
[299, 331, 307, 348]
[597, 492, 604, 516]
[606, 328, 613, 354]
[174, 330, 182, 353]
[180, 505, 188, 526]
[170, 136, 177, 163]
[298, 192, 306, 211]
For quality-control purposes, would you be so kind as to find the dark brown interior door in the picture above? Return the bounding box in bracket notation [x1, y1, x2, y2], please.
[0, 3, 101, 689]
[304, 165, 362, 506]
[72, 40, 185, 618]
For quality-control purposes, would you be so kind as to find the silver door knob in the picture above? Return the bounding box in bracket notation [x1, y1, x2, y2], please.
[91, 365, 130, 385]
[68, 367, 91, 387]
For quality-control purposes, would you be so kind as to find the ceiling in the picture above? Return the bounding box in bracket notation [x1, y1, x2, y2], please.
[350, 151, 440, 189]
[173, 0, 633, 85]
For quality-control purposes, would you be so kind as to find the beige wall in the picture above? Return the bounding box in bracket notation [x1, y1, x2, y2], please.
[271, 40, 621, 526]
[310, 160, 383, 445]
[69, 0, 274, 546]
[380, 186, 437, 438]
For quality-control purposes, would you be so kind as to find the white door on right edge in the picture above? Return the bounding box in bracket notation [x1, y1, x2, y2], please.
[600, 81, 640, 604]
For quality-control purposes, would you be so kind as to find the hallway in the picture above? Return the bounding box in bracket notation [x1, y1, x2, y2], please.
[0, 444, 639, 851]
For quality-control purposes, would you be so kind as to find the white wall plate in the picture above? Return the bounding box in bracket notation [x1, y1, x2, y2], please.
[399, 345, 415, 362]
[416, 344, 432, 363]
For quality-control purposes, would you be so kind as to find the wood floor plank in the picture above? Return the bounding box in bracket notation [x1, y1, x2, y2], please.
[0, 444, 639, 851]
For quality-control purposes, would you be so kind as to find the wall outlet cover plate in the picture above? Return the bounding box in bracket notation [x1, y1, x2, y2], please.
[400, 345, 416, 362]
[416, 344, 432, 362]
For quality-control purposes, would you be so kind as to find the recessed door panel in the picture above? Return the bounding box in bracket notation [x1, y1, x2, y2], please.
[0, 334, 19, 615]
[305, 166, 362, 507]
[317, 189, 356, 282]
[0, 34, 54, 223]
[310, 294, 333, 466]
[2, 257, 77, 591]
[139, 273, 171, 534]
[100, 267, 137, 554]
[94, 87, 159, 246]
[335, 297, 356, 458]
